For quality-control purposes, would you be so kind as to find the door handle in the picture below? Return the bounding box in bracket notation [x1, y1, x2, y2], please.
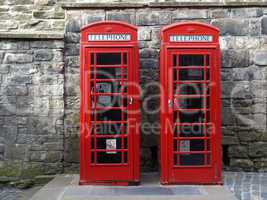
[168, 99, 173, 108]
[129, 97, 133, 105]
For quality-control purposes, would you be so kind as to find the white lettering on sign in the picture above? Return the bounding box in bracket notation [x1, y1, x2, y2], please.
[88, 34, 131, 41]
[170, 35, 213, 42]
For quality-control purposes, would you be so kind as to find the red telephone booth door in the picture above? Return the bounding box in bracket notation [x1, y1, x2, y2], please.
[80, 21, 140, 185]
[160, 22, 221, 184]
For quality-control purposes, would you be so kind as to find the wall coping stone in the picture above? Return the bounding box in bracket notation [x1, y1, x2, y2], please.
[61, 2, 267, 9]
[0, 31, 64, 40]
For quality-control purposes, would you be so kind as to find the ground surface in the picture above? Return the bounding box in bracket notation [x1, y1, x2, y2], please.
[0, 172, 266, 200]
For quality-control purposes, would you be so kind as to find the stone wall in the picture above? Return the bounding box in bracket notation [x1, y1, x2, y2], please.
[0, 38, 65, 184]
[0, 1, 267, 183]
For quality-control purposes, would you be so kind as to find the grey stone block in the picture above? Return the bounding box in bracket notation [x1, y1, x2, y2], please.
[30, 41, 64, 49]
[221, 50, 250, 68]
[221, 81, 235, 98]
[33, 10, 65, 19]
[0, 20, 18, 31]
[249, 18, 261, 36]
[222, 135, 239, 145]
[230, 159, 254, 170]
[66, 10, 105, 33]
[232, 66, 264, 81]
[221, 107, 236, 126]
[249, 142, 267, 157]
[0, 41, 18, 50]
[10, 64, 38, 75]
[10, 5, 33, 13]
[140, 58, 158, 68]
[65, 74, 79, 96]
[37, 62, 64, 74]
[262, 16, 267, 35]
[106, 10, 136, 24]
[0, 144, 5, 154]
[138, 27, 152, 41]
[137, 10, 171, 26]
[254, 50, 267, 66]
[65, 56, 79, 69]
[65, 96, 79, 110]
[228, 145, 248, 158]
[210, 9, 229, 18]
[5, 144, 27, 160]
[140, 48, 159, 59]
[0, 64, 10, 74]
[238, 131, 259, 143]
[65, 18, 80, 33]
[6, 85, 28, 96]
[3, 53, 33, 64]
[65, 43, 80, 56]
[65, 33, 80, 44]
[221, 69, 233, 81]
[172, 9, 208, 19]
[230, 8, 263, 18]
[211, 19, 249, 36]
[34, 50, 54, 61]
[7, 0, 32, 5]
[8, 75, 33, 85]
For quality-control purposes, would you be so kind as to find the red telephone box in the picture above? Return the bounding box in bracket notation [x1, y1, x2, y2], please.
[159, 22, 222, 184]
[80, 21, 140, 185]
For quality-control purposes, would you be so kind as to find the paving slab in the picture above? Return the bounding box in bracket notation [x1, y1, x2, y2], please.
[30, 174, 237, 200]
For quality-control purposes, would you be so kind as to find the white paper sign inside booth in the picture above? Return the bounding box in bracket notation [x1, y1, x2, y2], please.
[180, 140, 190, 153]
[106, 139, 117, 154]
[96, 83, 112, 107]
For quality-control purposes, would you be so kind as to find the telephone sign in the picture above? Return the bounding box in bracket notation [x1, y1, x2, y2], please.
[160, 22, 222, 184]
[80, 21, 140, 185]
[170, 35, 213, 42]
[88, 34, 131, 41]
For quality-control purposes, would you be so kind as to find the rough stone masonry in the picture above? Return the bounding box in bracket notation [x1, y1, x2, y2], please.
[1, 0, 267, 183]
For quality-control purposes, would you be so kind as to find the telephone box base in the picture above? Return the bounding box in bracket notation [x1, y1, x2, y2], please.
[79, 180, 140, 186]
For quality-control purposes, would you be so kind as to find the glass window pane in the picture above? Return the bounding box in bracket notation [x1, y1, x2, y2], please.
[179, 69, 204, 81]
[90, 53, 94, 65]
[189, 140, 205, 151]
[123, 53, 127, 65]
[96, 110, 122, 121]
[91, 68, 127, 80]
[207, 154, 211, 165]
[124, 152, 128, 163]
[96, 53, 121, 65]
[175, 83, 206, 95]
[176, 97, 205, 109]
[179, 124, 205, 137]
[96, 152, 122, 163]
[179, 55, 204, 67]
[91, 152, 95, 163]
[92, 123, 127, 135]
[178, 111, 205, 123]
[180, 154, 205, 166]
[173, 55, 177, 66]
[206, 55, 210, 66]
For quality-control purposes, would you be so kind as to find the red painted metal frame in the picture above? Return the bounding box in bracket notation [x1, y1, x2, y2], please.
[80, 21, 140, 185]
[159, 22, 222, 185]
